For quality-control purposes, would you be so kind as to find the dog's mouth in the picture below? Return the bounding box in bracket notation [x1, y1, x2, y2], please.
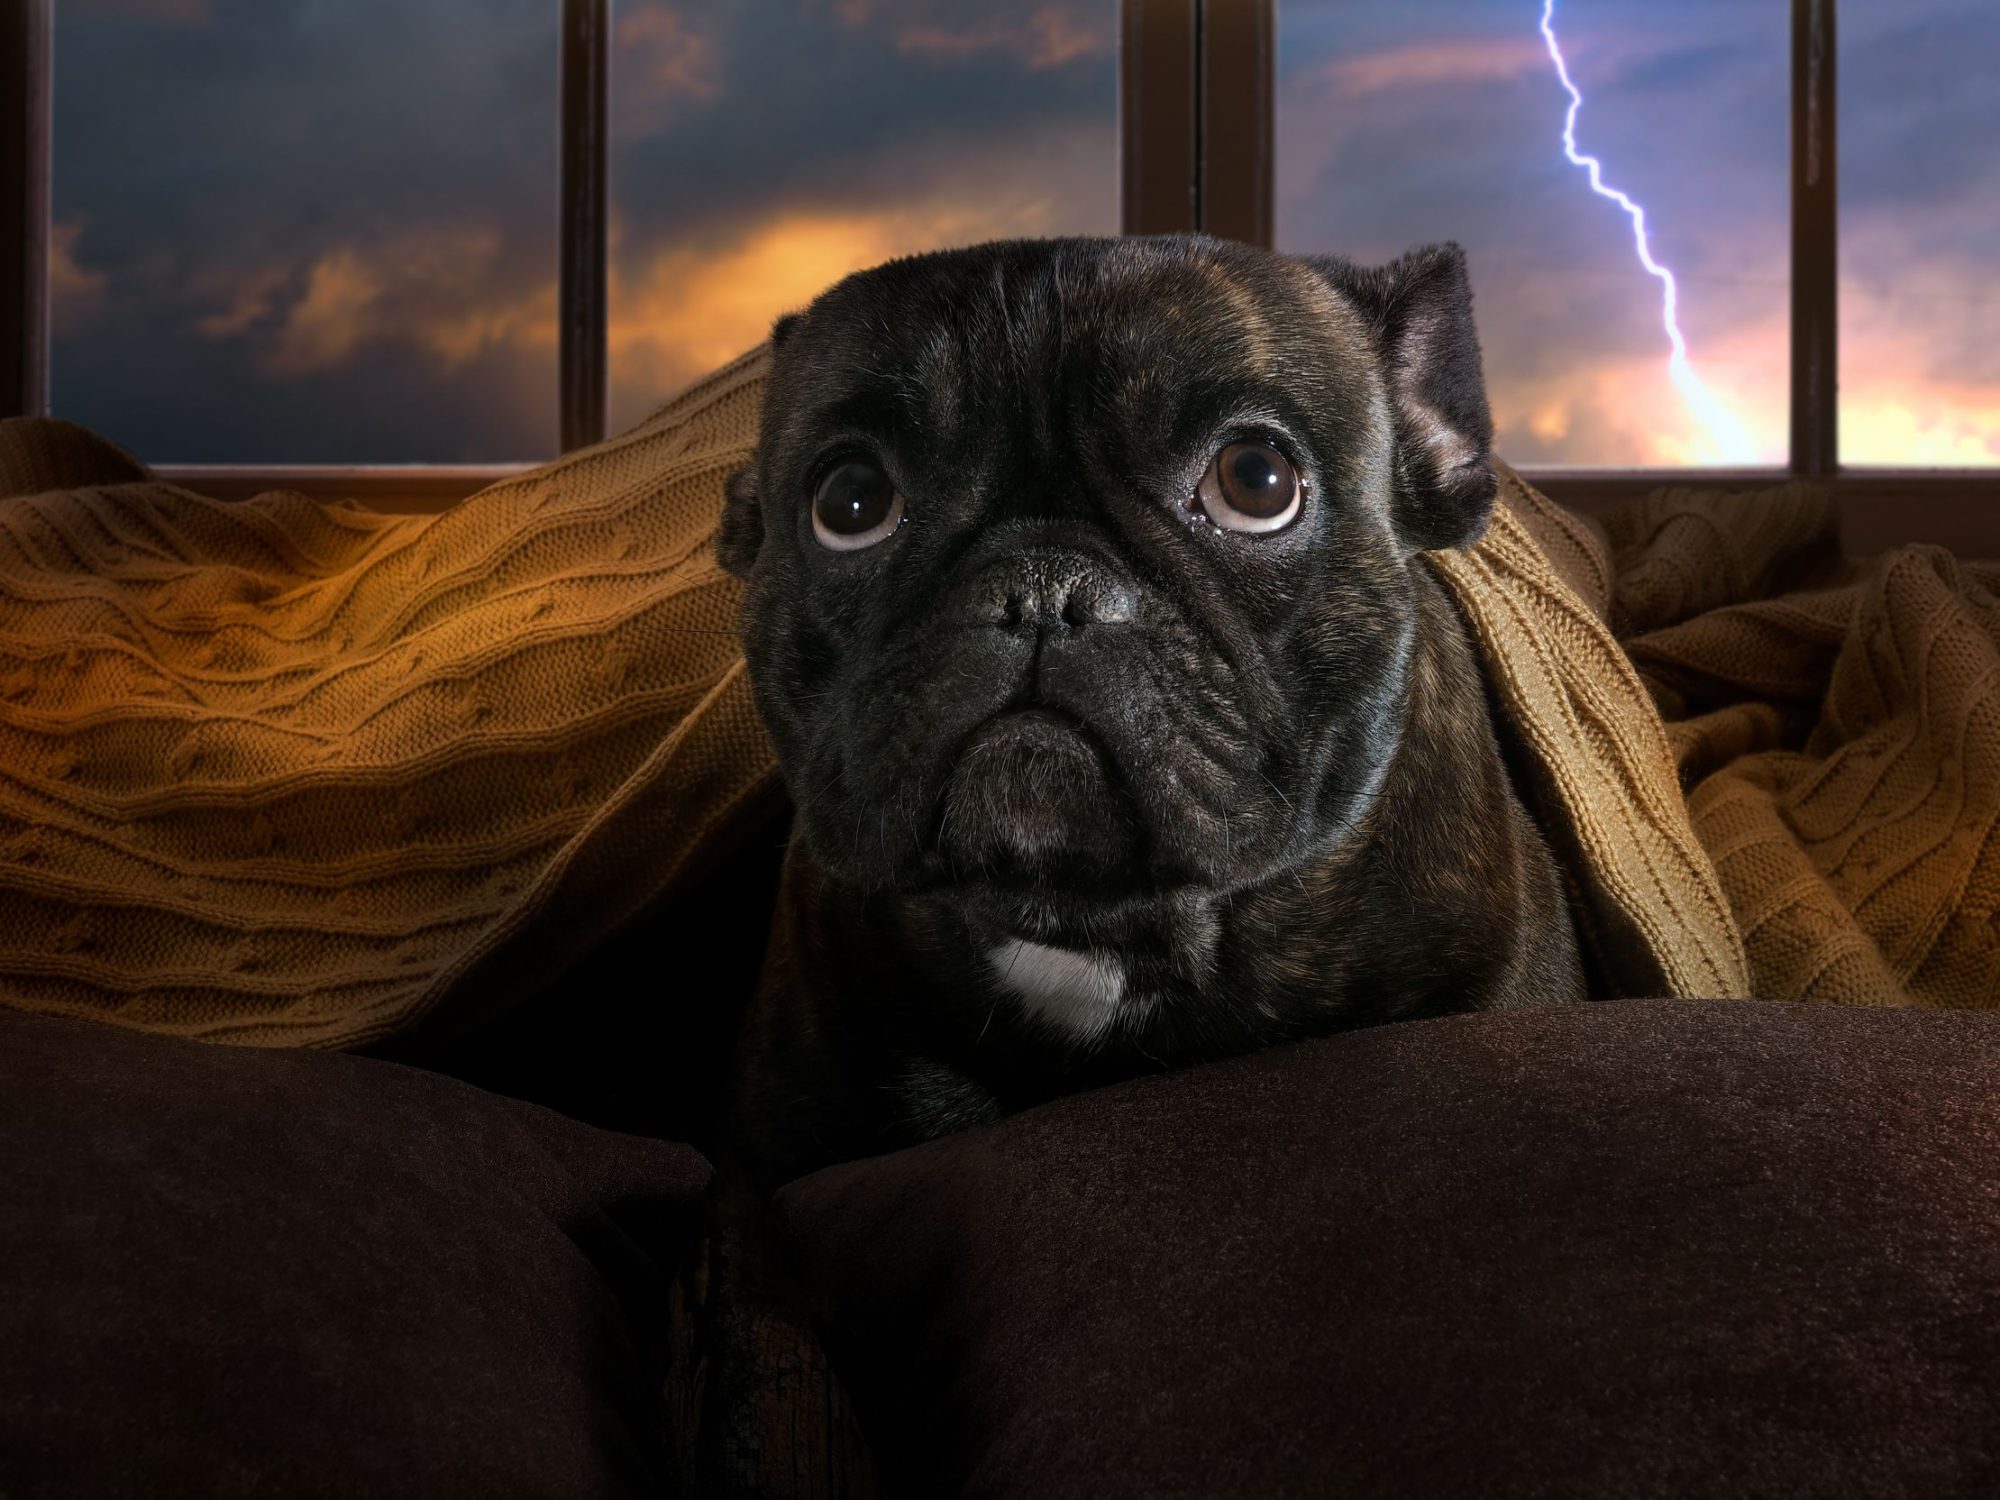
[960, 705, 1106, 765]
[932, 704, 1140, 885]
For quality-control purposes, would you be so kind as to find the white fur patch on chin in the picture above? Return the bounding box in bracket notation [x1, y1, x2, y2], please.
[986, 938, 1126, 1045]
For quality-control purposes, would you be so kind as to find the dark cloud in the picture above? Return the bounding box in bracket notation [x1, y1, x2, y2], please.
[51, 0, 1115, 462]
[46, 0, 1997, 466]
[608, 1, 1112, 247]
[1844, 0, 2000, 211]
[598, 1, 1115, 429]
[1280, 0, 1792, 463]
[1839, 0, 2000, 404]
[53, 0, 560, 461]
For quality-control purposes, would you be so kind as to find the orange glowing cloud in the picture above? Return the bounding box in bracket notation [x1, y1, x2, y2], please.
[179, 115, 1111, 434]
[1311, 37, 1550, 96]
[1839, 238, 2000, 466]
[1839, 301, 2000, 467]
[193, 265, 288, 341]
[49, 222, 108, 334]
[895, 5, 1109, 69]
[193, 228, 556, 378]
[1482, 305, 1792, 468]
[1484, 296, 2000, 470]
[1506, 371, 2000, 471]
[171, 160, 1996, 471]
[1467, 228, 2000, 467]
[614, 3, 722, 133]
[607, 191, 1080, 422]
[1841, 397, 2000, 466]
[265, 249, 382, 374]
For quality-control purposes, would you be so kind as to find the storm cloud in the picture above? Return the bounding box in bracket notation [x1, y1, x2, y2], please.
[46, 0, 1998, 467]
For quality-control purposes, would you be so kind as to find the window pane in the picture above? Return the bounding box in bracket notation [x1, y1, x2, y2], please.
[51, 0, 558, 464]
[1841, 1, 2000, 467]
[607, 0, 1118, 434]
[1276, 0, 1788, 468]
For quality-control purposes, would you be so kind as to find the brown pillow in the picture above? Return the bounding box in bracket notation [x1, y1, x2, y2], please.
[0, 1006, 712, 1499]
[774, 1000, 2000, 1499]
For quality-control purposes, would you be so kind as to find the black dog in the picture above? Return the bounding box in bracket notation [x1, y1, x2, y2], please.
[718, 233, 1584, 1184]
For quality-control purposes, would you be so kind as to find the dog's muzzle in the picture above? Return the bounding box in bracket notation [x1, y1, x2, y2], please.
[935, 548, 1142, 880]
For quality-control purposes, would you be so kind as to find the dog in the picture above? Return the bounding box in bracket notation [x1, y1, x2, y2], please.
[716, 233, 1585, 1185]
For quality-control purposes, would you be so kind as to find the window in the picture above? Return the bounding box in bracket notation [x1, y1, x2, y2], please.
[20, 0, 1120, 471]
[50, 0, 560, 464]
[1840, 0, 1999, 467]
[605, 0, 1118, 435]
[5, 0, 1995, 525]
[1276, 0, 1790, 468]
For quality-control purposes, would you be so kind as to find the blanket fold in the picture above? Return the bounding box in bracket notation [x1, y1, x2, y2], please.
[1610, 485, 2000, 1007]
[0, 352, 781, 1048]
[1427, 467, 1749, 1000]
[0, 356, 1991, 1046]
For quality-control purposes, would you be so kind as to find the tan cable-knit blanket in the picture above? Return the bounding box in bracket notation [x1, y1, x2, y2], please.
[2, 347, 1994, 1048]
[0, 351, 781, 1048]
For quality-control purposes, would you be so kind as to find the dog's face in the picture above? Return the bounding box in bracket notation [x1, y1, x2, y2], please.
[720, 234, 1495, 935]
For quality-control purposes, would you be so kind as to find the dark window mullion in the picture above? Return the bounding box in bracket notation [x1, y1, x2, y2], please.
[559, 0, 608, 454]
[1195, 0, 1273, 247]
[1121, 0, 1199, 235]
[2, 0, 51, 421]
[1791, 0, 1837, 476]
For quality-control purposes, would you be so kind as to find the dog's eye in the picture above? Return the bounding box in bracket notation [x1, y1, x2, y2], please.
[1194, 441, 1301, 535]
[811, 460, 905, 551]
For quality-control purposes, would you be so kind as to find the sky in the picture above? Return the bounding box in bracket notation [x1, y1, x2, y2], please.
[46, 0, 2000, 468]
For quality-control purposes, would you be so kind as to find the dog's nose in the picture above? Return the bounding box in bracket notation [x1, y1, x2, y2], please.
[977, 554, 1136, 634]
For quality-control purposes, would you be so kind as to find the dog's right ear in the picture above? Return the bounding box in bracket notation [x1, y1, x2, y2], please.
[1302, 243, 1497, 553]
[717, 465, 763, 577]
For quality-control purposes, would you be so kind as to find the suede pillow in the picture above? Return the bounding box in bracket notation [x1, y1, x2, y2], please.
[774, 1000, 2000, 1499]
[0, 1008, 711, 1499]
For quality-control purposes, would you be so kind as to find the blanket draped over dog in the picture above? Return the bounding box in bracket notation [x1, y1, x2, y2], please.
[1, 348, 1994, 1047]
[0, 352, 781, 1048]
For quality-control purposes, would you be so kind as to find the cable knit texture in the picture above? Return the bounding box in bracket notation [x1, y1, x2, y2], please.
[1605, 482, 2000, 1007]
[1428, 466, 1749, 999]
[0, 348, 780, 1048]
[2, 352, 1988, 1047]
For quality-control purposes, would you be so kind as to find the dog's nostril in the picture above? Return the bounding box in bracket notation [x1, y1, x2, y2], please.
[1098, 581, 1136, 624]
[1061, 579, 1135, 629]
[980, 565, 1134, 634]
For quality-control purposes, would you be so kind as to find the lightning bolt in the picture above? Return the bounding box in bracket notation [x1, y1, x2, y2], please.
[1538, 0, 1754, 463]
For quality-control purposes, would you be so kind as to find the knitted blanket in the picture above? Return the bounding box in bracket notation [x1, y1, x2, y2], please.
[0, 351, 781, 1048]
[1605, 486, 2000, 1006]
[0, 352, 1986, 1047]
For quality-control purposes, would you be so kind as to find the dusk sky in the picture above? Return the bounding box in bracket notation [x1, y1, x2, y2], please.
[47, 0, 2000, 469]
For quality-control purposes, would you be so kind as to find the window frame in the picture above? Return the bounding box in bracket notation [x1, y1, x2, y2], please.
[5, 0, 1998, 547]
[3, 0, 49, 427]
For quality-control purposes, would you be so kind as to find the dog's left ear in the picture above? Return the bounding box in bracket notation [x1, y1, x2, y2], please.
[717, 464, 762, 577]
[1303, 243, 1497, 552]
[716, 309, 806, 576]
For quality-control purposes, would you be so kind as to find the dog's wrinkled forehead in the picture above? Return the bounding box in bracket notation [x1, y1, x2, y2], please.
[762, 236, 1384, 463]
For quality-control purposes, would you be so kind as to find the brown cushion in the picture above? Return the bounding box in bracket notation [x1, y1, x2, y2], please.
[774, 1000, 2000, 1499]
[0, 1007, 711, 1498]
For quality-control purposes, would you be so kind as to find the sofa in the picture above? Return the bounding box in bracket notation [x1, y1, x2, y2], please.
[7, 973, 2000, 1497]
[6, 354, 2000, 1495]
